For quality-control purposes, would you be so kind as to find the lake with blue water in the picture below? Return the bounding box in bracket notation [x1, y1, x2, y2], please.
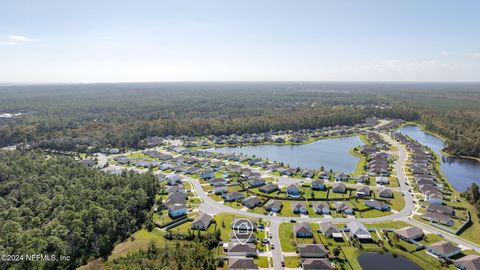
[358, 252, 422, 270]
[208, 136, 363, 172]
[398, 125, 480, 192]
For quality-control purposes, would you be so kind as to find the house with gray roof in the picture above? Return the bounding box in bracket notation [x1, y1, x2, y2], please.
[297, 244, 328, 258]
[264, 200, 282, 213]
[347, 222, 371, 240]
[227, 243, 257, 257]
[364, 199, 390, 211]
[191, 213, 213, 230]
[242, 196, 262, 209]
[332, 182, 346, 193]
[294, 222, 313, 238]
[378, 186, 393, 198]
[454, 255, 480, 270]
[302, 259, 333, 270]
[426, 241, 461, 258]
[312, 202, 330, 214]
[394, 226, 424, 241]
[319, 222, 342, 238]
[223, 191, 244, 202]
[259, 183, 279, 194]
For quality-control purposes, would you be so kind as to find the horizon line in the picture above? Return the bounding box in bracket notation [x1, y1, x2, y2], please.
[2, 80, 480, 86]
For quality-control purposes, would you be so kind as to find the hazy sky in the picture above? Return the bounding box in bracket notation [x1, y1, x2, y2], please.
[1, 0, 479, 83]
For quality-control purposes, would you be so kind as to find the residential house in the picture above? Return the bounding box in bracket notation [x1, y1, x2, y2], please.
[248, 178, 266, 188]
[264, 200, 282, 213]
[356, 175, 369, 183]
[166, 174, 182, 186]
[421, 212, 453, 226]
[319, 222, 342, 238]
[231, 219, 257, 230]
[201, 170, 216, 180]
[311, 179, 325, 190]
[242, 196, 262, 209]
[167, 203, 187, 218]
[427, 204, 455, 216]
[319, 172, 329, 179]
[191, 213, 213, 230]
[347, 222, 371, 240]
[312, 202, 330, 214]
[259, 183, 279, 194]
[332, 183, 346, 193]
[394, 226, 424, 241]
[227, 243, 257, 257]
[228, 258, 258, 270]
[294, 222, 313, 238]
[301, 259, 334, 270]
[334, 202, 353, 215]
[335, 173, 350, 181]
[213, 184, 228, 194]
[223, 191, 244, 202]
[230, 231, 256, 243]
[364, 199, 390, 211]
[356, 186, 371, 197]
[297, 244, 328, 258]
[426, 241, 461, 258]
[302, 169, 315, 178]
[292, 202, 308, 214]
[287, 184, 302, 197]
[454, 255, 480, 270]
[375, 176, 389, 185]
[378, 187, 393, 198]
[210, 178, 228, 186]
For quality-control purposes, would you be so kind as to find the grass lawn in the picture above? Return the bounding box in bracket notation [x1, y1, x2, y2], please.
[364, 221, 409, 229]
[279, 223, 295, 252]
[283, 256, 300, 268]
[255, 256, 270, 268]
[349, 148, 367, 176]
[108, 228, 166, 260]
[278, 201, 302, 217]
[224, 201, 245, 209]
[356, 209, 393, 218]
[388, 191, 406, 211]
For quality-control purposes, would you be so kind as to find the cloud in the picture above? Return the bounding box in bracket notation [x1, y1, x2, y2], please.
[0, 35, 36, 46]
[0, 41, 17, 46]
[7, 35, 35, 42]
[441, 51, 453, 56]
[468, 52, 480, 58]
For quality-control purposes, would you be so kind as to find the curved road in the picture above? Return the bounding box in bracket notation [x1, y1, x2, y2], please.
[183, 132, 480, 269]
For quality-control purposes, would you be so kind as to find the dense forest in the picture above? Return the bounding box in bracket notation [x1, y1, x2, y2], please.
[0, 150, 157, 269]
[0, 82, 479, 157]
[463, 183, 480, 217]
[105, 241, 217, 270]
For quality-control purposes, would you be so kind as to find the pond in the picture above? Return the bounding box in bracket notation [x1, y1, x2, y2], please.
[398, 125, 480, 192]
[357, 252, 422, 270]
[207, 136, 363, 172]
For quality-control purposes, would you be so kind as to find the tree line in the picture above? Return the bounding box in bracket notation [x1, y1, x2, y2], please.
[0, 150, 157, 269]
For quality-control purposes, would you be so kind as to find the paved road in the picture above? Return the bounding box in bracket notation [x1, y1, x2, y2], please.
[269, 221, 283, 270]
[105, 130, 480, 267]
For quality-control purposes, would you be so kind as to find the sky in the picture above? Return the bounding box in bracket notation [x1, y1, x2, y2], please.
[0, 0, 479, 83]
